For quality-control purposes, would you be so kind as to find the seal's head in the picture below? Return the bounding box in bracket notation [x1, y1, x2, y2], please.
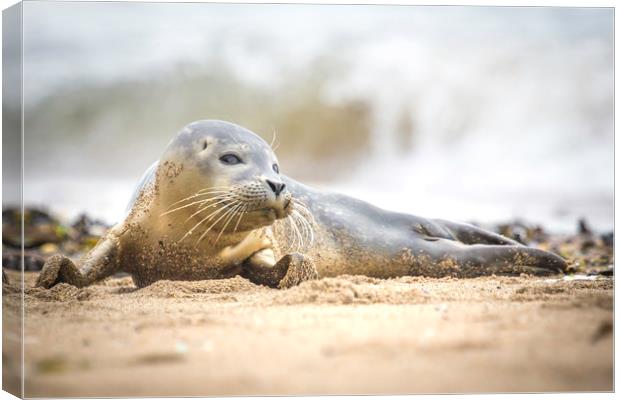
[157, 120, 292, 238]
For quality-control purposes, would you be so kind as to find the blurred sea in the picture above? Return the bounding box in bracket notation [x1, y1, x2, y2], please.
[8, 3, 613, 232]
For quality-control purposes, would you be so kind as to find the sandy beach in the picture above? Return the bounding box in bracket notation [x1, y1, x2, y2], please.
[2, 269, 612, 397]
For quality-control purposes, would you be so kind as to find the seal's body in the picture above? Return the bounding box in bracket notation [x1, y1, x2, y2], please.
[36, 120, 566, 290]
[271, 178, 565, 280]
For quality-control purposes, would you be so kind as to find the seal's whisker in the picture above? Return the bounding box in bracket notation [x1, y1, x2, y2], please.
[196, 202, 241, 243]
[232, 205, 248, 233]
[300, 210, 314, 245]
[295, 211, 310, 248]
[179, 203, 232, 242]
[284, 217, 296, 251]
[188, 199, 237, 228]
[285, 197, 314, 249]
[193, 190, 231, 197]
[293, 197, 310, 209]
[196, 201, 242, 246]
[165, 192, 209, 209]
[166, 189, 230, 209]
[269, 126, 278, 149]
[295, 204, 314, 233]
[184, 195, 236, 222]
[214, 202, 244, 244]
[291, 211, 307, 245]
[164, 190, 230, 211]
[295, 215, 306, 249]
[290, 199, 309, 216]
[292, 209, 314, 246]
[293, 206, 315, 242]
[197, 186, 233, 194]
[162, 194, 232, 217]
[287, 213, 304, 251]
[285, 217, 296, 251]
[295, 205, 313, 220]
[162, 199, 213, 216]
[292, 199, 313, 220]
[296, 207, 313, 227]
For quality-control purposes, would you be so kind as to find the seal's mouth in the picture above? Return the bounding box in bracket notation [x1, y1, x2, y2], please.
[259, 194, 292, 220]
[265, 206, 288, 220]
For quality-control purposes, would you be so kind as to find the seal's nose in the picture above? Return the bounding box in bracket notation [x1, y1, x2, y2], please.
[266, 179, 286, 196]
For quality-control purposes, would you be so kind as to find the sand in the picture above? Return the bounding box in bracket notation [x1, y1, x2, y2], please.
[2, 270, 613, 397]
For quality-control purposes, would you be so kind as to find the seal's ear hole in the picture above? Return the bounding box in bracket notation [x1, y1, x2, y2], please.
[201, 141, 208, 151]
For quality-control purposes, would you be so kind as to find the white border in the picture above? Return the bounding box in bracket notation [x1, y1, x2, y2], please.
[0, 1, 615, 400]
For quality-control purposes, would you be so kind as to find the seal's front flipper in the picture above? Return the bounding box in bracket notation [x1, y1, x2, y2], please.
[36, 254, 80, 288]
[219, 229, 272, 266]
[35, 234, 120, 289]
[277, 253, 319, 289]
[242, 252, 318, 289]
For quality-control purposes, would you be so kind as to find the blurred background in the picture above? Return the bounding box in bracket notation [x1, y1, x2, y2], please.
[7, 3, 613, 233]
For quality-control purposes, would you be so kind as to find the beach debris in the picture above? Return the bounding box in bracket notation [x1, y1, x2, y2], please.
[494, 220, 548, 246]
[596, 267, 613, 277]
[601, 232, 613, 247]
[2, 208, 67, 248]
[70, 213, 110, 248]
[578, 218, 592, 235]
[2, 251, 46, 271]
[40, 243, 59, 254]
[2, 208, 112, 271]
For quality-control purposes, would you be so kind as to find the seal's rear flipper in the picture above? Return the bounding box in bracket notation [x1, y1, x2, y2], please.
[434, 219, 522, 246]
[412, 239, 568, 277]
[35, 234, 120, 289]
[451, 244, 568, 276]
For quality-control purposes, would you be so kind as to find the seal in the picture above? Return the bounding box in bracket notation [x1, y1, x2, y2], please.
[36, 120, 567, 290]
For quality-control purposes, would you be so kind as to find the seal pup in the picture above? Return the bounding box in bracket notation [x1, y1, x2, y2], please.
[36, 120, 567, 289]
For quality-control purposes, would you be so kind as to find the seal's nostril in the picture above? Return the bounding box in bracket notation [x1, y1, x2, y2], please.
[267, 180, 277, 193]
[266, 180, 285, 196]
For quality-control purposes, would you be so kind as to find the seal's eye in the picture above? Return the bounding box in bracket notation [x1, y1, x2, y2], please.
[220, 154, 242, 165]
[273, 164, 279, 174]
